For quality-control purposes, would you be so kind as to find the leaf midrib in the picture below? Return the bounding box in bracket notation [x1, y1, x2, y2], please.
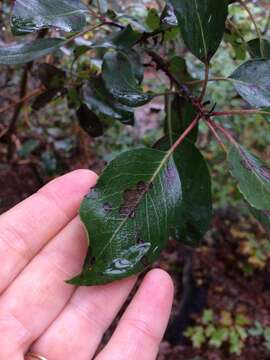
[94, 150, 172, 263]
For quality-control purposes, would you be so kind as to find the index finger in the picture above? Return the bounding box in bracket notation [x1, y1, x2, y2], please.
[0, 169, 97, 294]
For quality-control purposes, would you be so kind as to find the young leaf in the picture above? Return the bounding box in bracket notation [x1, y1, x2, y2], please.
[76, 104, 104, 138]
[156, 136, 212, 245]
[68, 148, 182, 285]
[102, 51, 153, 107]
[165, 94, 198, 143]
[247, 39, 270, 59]
[228, 143, 270, 211]
[11, 0, 88, 35]
[145, 8, 160, 32]
[0, 38, 64, 65]
[82, 76, 134, 125]
[169, 0, 228, 63]
[230, 59, 270, 108]
[38, 63, 66, 89]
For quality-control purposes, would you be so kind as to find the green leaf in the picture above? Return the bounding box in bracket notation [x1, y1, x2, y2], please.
[68, 148, 181, 285]
[11, 0, 88, 34]
[145, 8, 160, 31]
[168, 56, 192, 83]
[38, 63, 66, 89]
[165, 94, 198, 143]
[228, 143, 270, 211]
[102, 51, 153, 107]
[230, 59, 270, 108]
[0, 38, 64, 65]
[76, 104, 104, 138]
[82, 76, 134, 125]
[247, 39, 270, 59]
[93, 25, 142, 49]
[155, 136, 212, 246]
[169, 0, 228, 63]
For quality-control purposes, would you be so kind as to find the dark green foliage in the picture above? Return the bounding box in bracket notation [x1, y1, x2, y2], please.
[76, 104, 104, 138]
[68, 148, 181, 285]
[156, 136, 212, 246]
[169, 0, 228, 62]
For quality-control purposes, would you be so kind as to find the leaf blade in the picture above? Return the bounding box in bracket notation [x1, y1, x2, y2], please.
[11, 0, 88, 34]
[0, 38, 65, 65]
[169, 0, 228, 63]
[68, 148, 182, 285]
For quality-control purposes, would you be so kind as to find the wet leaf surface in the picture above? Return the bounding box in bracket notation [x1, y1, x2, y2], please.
[0, 38, 64, 65]
[68, 148, 181, 285]
[11, 0, 88, 34]
[82, 76, 135, 125]
[230, 59, 270, 108]
[102, 51, 153, 107]
[156, 136, 212, 245]
[169, 0, 228, 63]
[76, 104, 104, 138]
[228, 143, 270, 211]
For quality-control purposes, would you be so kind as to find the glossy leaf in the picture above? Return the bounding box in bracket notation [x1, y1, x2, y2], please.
[102, 51, 153, 107]
[169, 0, 228, 63]
[76, 104, 104, 138]
[0, 38, 64, 65]
[228, 143, 270, 211]
[38, 63, 66, 89]
[68, 148, 182, 285]
[161, 3, 178, 28]
[82, 76, 134, 125]
[230, 59, 270, 108]
[247, 38, 270, 59]
[165, 94, 198, 143]
[156, 136, 212, 245]
[11, 0, 88, 34]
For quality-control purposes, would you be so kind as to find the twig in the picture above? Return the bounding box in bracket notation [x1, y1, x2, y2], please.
[211, 109, 270, 117]
[0, 87, 43, 115]
[206, 119, 227, 153]
[199, 62, 210, 102]
[238, 0, 264, 57]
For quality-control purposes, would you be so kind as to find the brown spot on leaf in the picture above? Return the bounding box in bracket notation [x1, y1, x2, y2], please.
[140, 255, 150, 267]
[119, 181, 148, 217]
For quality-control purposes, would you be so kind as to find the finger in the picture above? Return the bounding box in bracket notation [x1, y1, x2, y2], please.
[96, 269, 174, 360]
[0, 217, 88, 359]
[30, 277, 137, 360]
[0, 169, 97, 293]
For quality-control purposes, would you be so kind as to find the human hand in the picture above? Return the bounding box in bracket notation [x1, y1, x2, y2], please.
[0, 170, 174, 360]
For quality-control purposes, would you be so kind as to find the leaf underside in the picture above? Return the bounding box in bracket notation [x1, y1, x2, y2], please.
[228, 143, 270, 211]
[230, 59, 270, 108]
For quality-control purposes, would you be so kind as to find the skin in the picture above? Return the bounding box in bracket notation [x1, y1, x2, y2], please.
[0, 169, 174, 360]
